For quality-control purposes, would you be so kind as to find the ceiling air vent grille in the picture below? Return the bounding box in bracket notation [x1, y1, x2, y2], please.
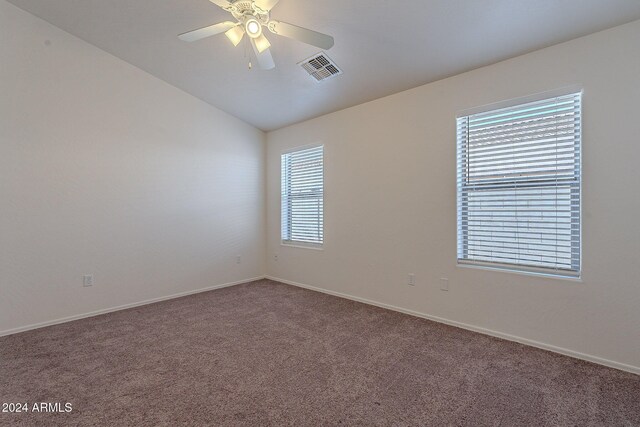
[299, 53, 342, 82]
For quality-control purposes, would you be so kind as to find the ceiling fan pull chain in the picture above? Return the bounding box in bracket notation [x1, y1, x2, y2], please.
[242, 38, 253, 70]
[243, 35, 252, 70]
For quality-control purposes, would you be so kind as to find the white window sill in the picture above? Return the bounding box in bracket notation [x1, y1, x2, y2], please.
[281, 242, 324, 251]
[457, 261, 582, 282]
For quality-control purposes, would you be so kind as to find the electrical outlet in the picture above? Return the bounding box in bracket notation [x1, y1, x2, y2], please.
[83, 275, 94, 287]
[408, 273, 416, 286]
[274, 254, 279, 262]
[440, 278, 450, 291]
[236, 255, 242, 264]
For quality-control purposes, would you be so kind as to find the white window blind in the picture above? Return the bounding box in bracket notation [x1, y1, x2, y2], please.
[281, 145, 324, 246]
[457, 92, 582, 276]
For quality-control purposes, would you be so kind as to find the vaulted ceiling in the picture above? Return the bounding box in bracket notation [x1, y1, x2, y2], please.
[8, 0, 640, 131]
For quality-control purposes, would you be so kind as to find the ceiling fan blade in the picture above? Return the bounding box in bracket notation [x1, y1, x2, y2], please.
[250, 39, 275, 70]
[208, 0, 233, 10]
[268, 21, 334, 50]
[178, 21, 237, 42]
[254, 0, 280, 11]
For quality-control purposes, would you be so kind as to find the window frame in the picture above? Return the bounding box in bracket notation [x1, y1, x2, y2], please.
[280, 144, 325, 249]
[456, 88, 583, 279]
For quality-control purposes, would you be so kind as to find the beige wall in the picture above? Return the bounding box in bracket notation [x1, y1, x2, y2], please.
[0, 1, 265, 333]
[266, 20, 640, 372]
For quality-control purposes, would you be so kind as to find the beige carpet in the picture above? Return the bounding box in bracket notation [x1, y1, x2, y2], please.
[1, 279, 639, 426]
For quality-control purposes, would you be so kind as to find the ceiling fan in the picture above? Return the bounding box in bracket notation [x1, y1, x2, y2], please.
[179, 0, 335, 70]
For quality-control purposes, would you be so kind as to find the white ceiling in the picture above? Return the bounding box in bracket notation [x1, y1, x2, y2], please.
[7, 0, 640, 131]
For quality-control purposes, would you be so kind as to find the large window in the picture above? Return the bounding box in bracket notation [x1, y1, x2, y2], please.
[457, 92, 582, 277]
[281, 145, 324, 247]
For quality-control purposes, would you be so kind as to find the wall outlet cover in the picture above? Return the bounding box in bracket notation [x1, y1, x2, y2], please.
[408, 274, 416, 286]
[83, 275, 94, 287]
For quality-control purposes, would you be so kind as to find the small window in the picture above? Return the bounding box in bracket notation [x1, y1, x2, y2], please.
[457, 92, 582, 277]
[281, 145, 324, 247]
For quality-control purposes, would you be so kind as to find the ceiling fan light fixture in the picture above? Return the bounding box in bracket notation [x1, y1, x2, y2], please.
[245, 17, 262, 38]
[253, 34, 271, 53]
[225, 25, 245, 46]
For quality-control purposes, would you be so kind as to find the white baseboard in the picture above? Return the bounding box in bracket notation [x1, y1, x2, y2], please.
[265, 276, 640, 376]
[0, 276, 266, 338]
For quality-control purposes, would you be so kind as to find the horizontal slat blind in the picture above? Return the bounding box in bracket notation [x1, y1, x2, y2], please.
[457, 93, 581, 276]
[281, 146, 324, 245]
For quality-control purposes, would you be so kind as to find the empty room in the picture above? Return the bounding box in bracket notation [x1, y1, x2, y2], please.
[1, 0, 640, 425]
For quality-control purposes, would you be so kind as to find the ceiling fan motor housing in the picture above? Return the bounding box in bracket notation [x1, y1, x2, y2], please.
[231, 1, 270, 25]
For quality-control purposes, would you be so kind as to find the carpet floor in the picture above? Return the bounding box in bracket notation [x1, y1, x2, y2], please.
[1, 279, 639, 426]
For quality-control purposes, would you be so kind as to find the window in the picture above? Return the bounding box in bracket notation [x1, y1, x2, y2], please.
[457, 92, 582, 277]
[281, 145, 324, 247]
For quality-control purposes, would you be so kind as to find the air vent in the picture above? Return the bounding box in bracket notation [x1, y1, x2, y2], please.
[298, 53, 342, 82]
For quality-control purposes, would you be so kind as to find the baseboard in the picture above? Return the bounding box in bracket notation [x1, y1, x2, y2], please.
[265, 276, 640, 376]
[0, 276, 266, 338]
